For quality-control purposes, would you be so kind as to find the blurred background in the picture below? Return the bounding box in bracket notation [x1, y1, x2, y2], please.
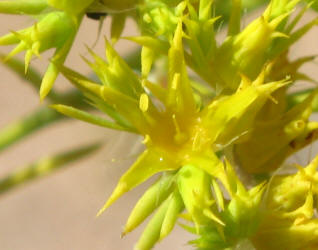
[0, 6, 318, 250]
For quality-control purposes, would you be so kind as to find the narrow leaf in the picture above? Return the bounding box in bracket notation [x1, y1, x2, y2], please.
[0, 107, 62, 152]
[51, 104, 129, 131]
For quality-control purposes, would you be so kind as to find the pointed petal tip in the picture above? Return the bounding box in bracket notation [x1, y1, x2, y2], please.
[96, 206, 106, 218]
[96, 182, 129, 217]
[96, 195, 119, 217]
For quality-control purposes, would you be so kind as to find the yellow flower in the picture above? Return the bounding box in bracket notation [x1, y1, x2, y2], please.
[252, 155, 318, 250]
[234, 90, 318, 174]
[52, 17, 289, 249]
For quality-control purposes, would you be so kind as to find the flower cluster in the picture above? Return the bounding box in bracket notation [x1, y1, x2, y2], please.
[1, 0, 318, 249]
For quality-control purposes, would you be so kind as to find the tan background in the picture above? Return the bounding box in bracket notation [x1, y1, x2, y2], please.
[0, 7, 318, 250]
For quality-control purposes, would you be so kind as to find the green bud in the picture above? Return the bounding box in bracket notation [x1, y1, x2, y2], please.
[159, 190, 184, 240]
[138, 0, 183, 38]
[134, 196, 171, 250]
[0, 10, 82, 99]
[123, 173, 176, 235]
[0, 11, 77, 68]
[134, 189, 183, 250]
[177, 165, 224, 230]
[215, 13, 288, 91]
[223, 182, 266, 239]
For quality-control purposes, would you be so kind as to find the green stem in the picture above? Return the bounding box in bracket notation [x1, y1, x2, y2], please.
[0, 91, 84, 152]
[287, 88, 318, 111]
[0, 107, 62, 152]
[0, 142, 101, 195]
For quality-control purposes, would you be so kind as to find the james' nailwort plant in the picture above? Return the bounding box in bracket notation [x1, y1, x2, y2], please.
[1, 0, 318, 249]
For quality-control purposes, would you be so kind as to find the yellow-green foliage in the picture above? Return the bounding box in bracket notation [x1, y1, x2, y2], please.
[1, 0, 318, 250]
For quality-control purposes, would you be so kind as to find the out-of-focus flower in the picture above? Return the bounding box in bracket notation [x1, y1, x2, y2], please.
[0, 10, 80, 100]
[252, 155, 318, 250]
[234, 90, 318, 174]
[0, 0, 96, 100]
[132, 0, 317, 94]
